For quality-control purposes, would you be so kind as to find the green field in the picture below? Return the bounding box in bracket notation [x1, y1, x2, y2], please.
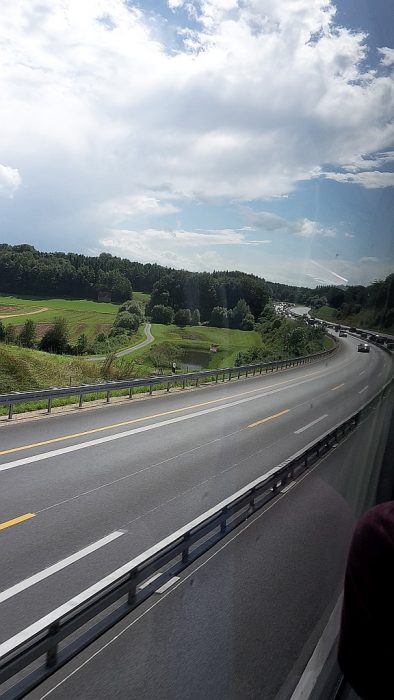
[124, 323, 262, 373]
[0, 294, 120, 342]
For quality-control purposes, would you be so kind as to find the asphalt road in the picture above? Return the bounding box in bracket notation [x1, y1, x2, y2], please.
[0, 335, 392, 696]
[87, 322, 154, 361]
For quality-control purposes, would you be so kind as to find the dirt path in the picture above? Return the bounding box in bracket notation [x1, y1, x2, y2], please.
[0, 306, 49, 320]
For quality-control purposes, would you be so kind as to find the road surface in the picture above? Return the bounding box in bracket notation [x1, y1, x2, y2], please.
[0, 335, 392, 698]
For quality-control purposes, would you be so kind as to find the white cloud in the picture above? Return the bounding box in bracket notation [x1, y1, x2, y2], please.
[379, 47, 394, 67]
[0, 164, 21, 198]
[0, 0, 393, 212]
[360, 256, 378, 263]
[323, 171, 394, 188]
[344, 232, 355, 239]
[244, 209, 336, 237]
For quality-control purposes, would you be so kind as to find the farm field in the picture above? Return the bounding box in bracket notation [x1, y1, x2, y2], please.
[0, 294, 120, 342]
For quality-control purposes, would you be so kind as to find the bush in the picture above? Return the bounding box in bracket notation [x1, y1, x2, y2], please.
[174, 308, 192, 326]
[191, 308, 201, 326]
[151, 305, 174, 324]
[39, 317, 69, 354]
[0, 321, 5, 342]
[19, 319, 37, 348]
[113, 312, 140, 332]
[210, 307, 228, 328]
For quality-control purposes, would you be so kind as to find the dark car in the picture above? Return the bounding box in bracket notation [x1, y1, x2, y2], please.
[368, 334, 377, 342]
[360, 332, 368, 338]
[339, 331, 347, 337]
[349, 327, 356, 332]
[375, 336, 385, 344]
[358, 343, 370, 353]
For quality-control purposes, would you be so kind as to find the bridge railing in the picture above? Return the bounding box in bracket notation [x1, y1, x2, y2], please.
[0, 341, 337, 419]
[0, 371, 392, 700]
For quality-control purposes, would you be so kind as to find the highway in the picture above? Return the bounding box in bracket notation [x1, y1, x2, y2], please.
[0, 334, 392, 698]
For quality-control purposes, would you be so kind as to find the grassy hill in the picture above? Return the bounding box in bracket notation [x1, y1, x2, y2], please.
[314, 305, 394, 334]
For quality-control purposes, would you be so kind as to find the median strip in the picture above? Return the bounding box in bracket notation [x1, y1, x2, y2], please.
[248, 409, 290, 428]
[0, 513, 35, 531]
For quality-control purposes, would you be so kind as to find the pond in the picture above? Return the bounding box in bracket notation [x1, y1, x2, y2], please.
[178, 349, 212, 370]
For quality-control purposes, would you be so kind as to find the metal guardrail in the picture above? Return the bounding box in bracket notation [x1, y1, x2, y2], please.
[0, 342, 337, 419]
[0, 372, 392, 700]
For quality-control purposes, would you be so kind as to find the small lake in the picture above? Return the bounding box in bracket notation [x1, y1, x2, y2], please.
[179, 349, 211, 370]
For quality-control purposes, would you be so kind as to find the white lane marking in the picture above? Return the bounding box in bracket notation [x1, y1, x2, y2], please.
[358, 385, 368, 394]
[0, 531, 124, 605]
[0, 375, 321, 474]
[155, 577, 180, 594]
[294, 414, 328, 434]
[359, 370, 366, 376]
[280, 481, 296, 493]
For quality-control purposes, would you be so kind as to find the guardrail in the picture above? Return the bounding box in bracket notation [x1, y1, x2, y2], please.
[0, 341, 337, 419]
[0, 371, 392, 700]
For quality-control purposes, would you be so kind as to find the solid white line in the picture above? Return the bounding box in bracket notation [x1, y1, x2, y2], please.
[359, 370, 366, 376]
[0, 531, 124, 605]
[294, 414, 328, 434]
[358, 385, 368, 394]
[138, 572, 163, 591]
[0, 376, 320, 474]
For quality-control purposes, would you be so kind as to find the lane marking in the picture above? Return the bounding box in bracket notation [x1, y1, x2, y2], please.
[138, 573, 163, 591]
[0, 358, 354, 458]
[248, 409, 290, 428]
[294, 414, 328, 434]
[0, 376, 330, 474]
[358, 385, 368, 394]
[331, 383, 345, 391]
[0, 531, 124, 604]
[0, 513, 35, 531]
[359, 370, 366, 376]
[280, 481, 296, 494]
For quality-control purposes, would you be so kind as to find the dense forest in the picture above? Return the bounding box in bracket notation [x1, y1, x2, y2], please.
[0, 244, 392, 328]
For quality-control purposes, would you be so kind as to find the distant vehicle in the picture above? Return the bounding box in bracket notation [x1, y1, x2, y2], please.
[358, 343, 370, 353]
[360, 332, 368, 338]
[375, 336, 385, 344]
[349, 327, 356, 332]
[368, 334, 377, 341]
[334, 325, 341, 331]
[339, 331, 347, 337]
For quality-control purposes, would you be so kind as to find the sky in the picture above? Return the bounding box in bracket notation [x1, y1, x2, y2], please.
[0, 0, 393, 287]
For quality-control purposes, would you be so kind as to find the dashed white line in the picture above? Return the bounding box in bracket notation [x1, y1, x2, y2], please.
[294, 414, 328, 434]
[359, 370, 366, 376]
[0, 531, 124, 604]
[358, 385, 368, 394]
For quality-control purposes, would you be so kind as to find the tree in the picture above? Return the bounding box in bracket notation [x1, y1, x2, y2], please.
[39, 317, 69, 354]
[191, 308, 201, 326]
[284, 326, 307, 356]
[0, 321, 5, 342]
[229, 298, 250, 329]
[113, 312, 140, 332]
[18, 319, 37, 348]
[75, 333, 89, 355]
[4, 325, 16, 344]
[118, 300, 144, 322]
[210, 307, 228, 328]
[150, 305, 174, 324]
[174, 308, 192, 326]
[240, 313, 255, 331]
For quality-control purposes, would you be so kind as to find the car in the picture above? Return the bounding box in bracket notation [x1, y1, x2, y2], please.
[375, 336, 385, 344]
[339, 330, 347, 337]
[368, 334, 377, 341]
[360, 332, 368, 338]
[334, 325, 341, 331]
[358, 343, 370, 353]
[349, 327, 356, 332]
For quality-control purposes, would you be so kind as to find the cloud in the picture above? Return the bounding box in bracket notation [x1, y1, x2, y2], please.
[98, 194, 179, 224]
[244, 209, 336, 237]
[322, 171, 394, 188]
[0, 164, 21, 198]
[101, 227, 271, 249]
[344, 232, 355, 239]
[379, 47, 394, 67]
[360, 256, 378, 263]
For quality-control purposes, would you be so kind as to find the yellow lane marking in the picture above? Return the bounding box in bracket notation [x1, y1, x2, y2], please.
[248, 409, 290, 428]
[0, 367, 332, 457]
[331, 383, 345, 391]
[0, 513, 35, 531]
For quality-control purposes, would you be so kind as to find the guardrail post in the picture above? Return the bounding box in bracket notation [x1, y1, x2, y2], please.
[237, 369, 241, 379]
[8, 403, 13, 420]
[228, 370, 232, 381]
[182, 379, 185, 389]
[253, 367, 256, 376]
[46, 621, 60, 668]
[127, 571, 138, 605]
[47, 397, 52, 414]
[259, 366, 262, 374]
[215, 372, 218, 383]
[167, 382, 170, 392]
[129, 387, 133, 399]
[221, 506, 228, 534]
[106, 391, 110, 403]
[246, 368, 248, 377]
[222, 372, 225, 382]
[79, 393, 83, 408]
[182, 533, 190, 563]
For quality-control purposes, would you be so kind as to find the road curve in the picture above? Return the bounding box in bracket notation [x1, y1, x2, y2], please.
[0, 336, 392, 698]
[87, 322, 154, 361]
